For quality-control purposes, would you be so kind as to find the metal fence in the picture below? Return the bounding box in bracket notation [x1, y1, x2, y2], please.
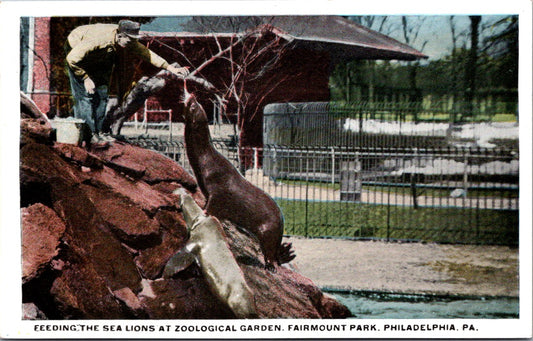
[263, 102, 519, 150]
[129, 137, 519, 246]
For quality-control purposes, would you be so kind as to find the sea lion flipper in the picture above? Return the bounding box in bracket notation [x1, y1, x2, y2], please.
[162, 249, 196, 278]
[180, 194, 206, 228]
[278, 242, 296, 264]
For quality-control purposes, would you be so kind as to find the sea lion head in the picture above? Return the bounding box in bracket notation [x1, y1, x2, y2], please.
[182, 88, 200, 111]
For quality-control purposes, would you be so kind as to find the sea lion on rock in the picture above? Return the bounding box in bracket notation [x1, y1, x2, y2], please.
[181, 85, 294, 270]
[163, 194, 258, 318]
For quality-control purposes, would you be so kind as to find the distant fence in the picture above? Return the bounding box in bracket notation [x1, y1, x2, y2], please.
[263, 102, 518, 149]
[128, 136, 519, 246]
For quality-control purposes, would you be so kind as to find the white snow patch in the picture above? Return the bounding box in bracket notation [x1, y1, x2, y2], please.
[343, 119, 519, 148]
[455, 122, 519, 148]
[343, 119, 449, 136]
[391, 158, 519, 176]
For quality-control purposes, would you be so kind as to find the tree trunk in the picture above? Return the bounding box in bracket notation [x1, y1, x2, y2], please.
[102, 64, 214, 135]
[465, 15, 481, 120]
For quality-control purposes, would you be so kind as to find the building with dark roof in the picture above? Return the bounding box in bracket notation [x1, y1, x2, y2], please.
[21, 16, 426, 158]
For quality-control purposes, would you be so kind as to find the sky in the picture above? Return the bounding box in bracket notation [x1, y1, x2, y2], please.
[141, 15, 507, 61]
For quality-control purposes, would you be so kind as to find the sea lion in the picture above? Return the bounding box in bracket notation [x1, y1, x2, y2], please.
[181, 85, 293, 270]
[163, 194, 258, 319]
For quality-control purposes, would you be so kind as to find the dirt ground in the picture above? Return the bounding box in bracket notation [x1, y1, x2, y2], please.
[284, 237, 519, 297]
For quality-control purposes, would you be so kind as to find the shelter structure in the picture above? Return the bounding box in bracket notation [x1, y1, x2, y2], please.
[21, 16, 426, 161]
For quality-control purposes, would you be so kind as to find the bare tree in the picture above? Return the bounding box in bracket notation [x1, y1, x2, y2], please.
[347, 15, 395, 36]
[183, 16, 266, 34]
[198, 22, 296, 168]
[104, 18, 295, 167]
[179, 19, 295, 150]
[448, 15, 460, 119]
[336, 16, 393, 104]
[103, 65, 214, 135]
[400, 16, 429, 120]
[464, 15, 481, 119]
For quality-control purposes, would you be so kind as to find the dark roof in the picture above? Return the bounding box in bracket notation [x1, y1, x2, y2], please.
[265, 16, 427, 60]
[141, 15, 427, 61]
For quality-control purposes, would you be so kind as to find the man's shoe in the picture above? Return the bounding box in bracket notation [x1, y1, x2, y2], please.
[100, 133, 116, 143]
[90, 133, 103, 144]
[90, 133, 109, 148]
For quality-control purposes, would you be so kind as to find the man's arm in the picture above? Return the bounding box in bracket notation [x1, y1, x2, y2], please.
[66, 44, 98, 94]
[66, 44, 93, 80]
[131, 41, 189, 76]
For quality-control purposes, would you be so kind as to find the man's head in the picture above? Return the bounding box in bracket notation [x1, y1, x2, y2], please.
[116, 20, 141, 48]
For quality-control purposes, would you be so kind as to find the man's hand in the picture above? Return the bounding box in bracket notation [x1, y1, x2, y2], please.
[167, 65, 190, 77]
[84, 77, 96, 94]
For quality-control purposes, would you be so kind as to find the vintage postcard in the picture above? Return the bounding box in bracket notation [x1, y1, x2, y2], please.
[1, 0, 531, 339]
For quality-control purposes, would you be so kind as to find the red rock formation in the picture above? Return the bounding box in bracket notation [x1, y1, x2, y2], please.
[20, 109, 351, 319]
[22, 203, 66, 283]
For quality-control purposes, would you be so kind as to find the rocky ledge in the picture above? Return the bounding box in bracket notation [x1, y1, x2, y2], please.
[20, 96, 351, 319]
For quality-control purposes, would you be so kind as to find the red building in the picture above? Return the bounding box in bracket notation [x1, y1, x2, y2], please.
[21, 17, 52, 114]
[21, 16, 426, 151]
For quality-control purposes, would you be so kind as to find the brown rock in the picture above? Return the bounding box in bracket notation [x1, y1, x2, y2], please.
[53, 143, 104, 170]
[21, 118, 54, 145]
[91, 142, 198, 190]
[87, 166, 177, 214]
[21, 142, 86, 185]
[21, 92, 48, 120]
[22, 303, 47, 320]
[155, 209, 188, 238]
[20, 167, 53, 209]
[318, 293, 353, 318]
[150, 181, 206, 208]
[82, 184, 161, 249]
[20, 120, 350, 319]
[135, 211, 188, 279]
[50, 263, 127, 319]
[222, 219, 352, 318]
[20, 94, 53, 146]
[139, 277, 235, 319]
[22, 203, 66, 283]
[149, 181, 182, 195]
[49, 177, 142, 293]
[113, 287, 146, 317]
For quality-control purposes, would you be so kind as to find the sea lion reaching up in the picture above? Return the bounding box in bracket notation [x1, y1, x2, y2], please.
[163, 194, 258, 319]
[181, 85, 294, 270]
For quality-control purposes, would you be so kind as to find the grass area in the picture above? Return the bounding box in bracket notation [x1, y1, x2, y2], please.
[365, 185, 519, 199]
[277, 199, 518, 245]
[331, 107, 518, 123]
[400, 113, 518, 123]
[490, 113, 518, 122]
[277, 180, 518, 199]
[278, 179, 340, 190]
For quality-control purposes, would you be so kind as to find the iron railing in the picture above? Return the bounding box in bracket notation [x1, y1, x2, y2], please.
[128, 137, 519, 246]
[263, 102, 519, 149]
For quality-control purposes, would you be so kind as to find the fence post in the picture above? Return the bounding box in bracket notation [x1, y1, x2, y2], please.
[475, 199, 480, 240]
[463, 150, 469, 206]
[169, 110, 172, 141]
[411, 148, 419, 209]
[253, 147, 259, 170]
[331, 147, 335, 184]
[339, 154, 362, 202]
[272, 147, 278, 179]
[305, 157, 309, 237]
[387, 184, 391, 241]
[410, 174, 418, 210]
